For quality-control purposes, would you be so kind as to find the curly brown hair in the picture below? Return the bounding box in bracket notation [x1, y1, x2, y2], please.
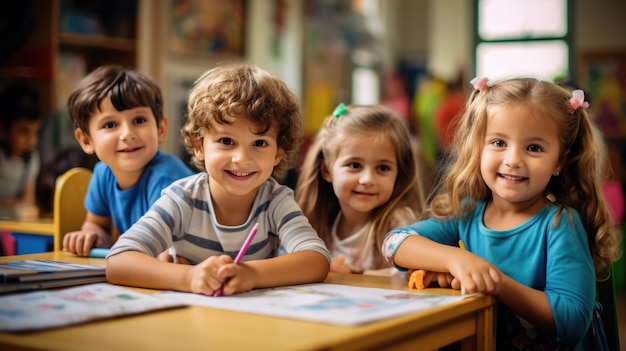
[181, 63, 302, 179]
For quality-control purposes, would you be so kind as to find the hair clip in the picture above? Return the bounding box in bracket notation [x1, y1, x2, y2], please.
[332, 103, 348, 118]
[568, 89, 589, 113]
[470, 77, 489, 91]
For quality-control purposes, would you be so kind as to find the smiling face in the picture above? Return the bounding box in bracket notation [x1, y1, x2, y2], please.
[74, 98, 168, 189]
[193, 115, 284, 201]
[480, 103, 562, 208]
[322, 132, 398, 219]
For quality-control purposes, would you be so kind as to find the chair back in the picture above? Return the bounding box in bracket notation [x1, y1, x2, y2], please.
[597, 265, 621, 351]
[53, 167, 92, 251]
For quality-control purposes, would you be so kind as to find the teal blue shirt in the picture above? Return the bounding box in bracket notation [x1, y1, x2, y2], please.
[383, 200, 595, 348]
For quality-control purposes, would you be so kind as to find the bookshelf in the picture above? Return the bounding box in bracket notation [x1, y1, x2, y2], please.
[0, 0, 140, 155]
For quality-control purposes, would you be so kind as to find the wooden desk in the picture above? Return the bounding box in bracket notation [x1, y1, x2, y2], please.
[0, 252, 497, 351]
[0, 218, 54, 254]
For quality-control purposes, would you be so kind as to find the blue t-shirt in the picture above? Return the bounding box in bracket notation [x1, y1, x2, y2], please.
[383, 200, 595, 349]
[85, 150, 194, 233]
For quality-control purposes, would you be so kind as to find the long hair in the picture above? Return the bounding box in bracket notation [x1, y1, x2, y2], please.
[431, 77, 621, 280]
[181, 63, 302, 179]
[296, 105, 425, 267]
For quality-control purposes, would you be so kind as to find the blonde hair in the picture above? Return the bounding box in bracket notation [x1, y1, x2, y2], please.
[431, 77, 622, 280]
[296, 105, 425, 266]
[181, 63, 302, 179]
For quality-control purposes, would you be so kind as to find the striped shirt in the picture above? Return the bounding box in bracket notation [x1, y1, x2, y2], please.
[108, 173, 331, 264]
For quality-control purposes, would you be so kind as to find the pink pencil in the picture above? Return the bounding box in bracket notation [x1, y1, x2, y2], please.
[213, 223, 259, 297]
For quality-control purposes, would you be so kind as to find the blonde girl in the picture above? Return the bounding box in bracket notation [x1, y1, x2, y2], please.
[382, 77, 622, 349]
[296, 104, 425, 274]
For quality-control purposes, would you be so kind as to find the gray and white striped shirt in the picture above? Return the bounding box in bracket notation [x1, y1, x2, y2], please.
[108, 173, 331, 264]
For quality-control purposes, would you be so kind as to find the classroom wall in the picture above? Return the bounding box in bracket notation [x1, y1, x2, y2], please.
[144, 0, 626, 156]
[394, 0, 626, 81]
[378, 0, 429, 72]
[140, 0, 304, 156]
[246, 0, 303, 100]
[427, 0, 472, 81]
[575, 0, 626, 50]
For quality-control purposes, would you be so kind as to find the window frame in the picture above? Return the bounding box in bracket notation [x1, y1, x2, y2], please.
[472, 0, 576, 81]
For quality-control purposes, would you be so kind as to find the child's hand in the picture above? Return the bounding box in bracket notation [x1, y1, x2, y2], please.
[157, 250, 191, 264]
[423, 271, 456, 288]
[157, 250, 173, 262]
[63, 230, 110, 256]
[186, 255, 234, 295]
[448, 251, 503, 294]
[214, 260, 258, 296]
[408, 269, 455, 289]
[187, 255, 258, 296]
[330, 255, 364, 274]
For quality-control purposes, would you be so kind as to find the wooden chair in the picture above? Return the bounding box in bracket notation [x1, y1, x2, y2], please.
[53, 167, 92, 251]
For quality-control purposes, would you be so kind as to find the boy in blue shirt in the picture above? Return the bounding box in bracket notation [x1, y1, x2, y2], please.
[63, 65, 194, 256]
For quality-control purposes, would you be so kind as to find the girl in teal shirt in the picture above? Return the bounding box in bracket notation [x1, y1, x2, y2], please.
[382, 77, 622, 350]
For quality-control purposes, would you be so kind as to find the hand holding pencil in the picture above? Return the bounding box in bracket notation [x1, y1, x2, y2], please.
[213, 223, 259, 297]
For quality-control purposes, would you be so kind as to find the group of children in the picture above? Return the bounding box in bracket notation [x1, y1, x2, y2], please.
[5, 61, 620, 349]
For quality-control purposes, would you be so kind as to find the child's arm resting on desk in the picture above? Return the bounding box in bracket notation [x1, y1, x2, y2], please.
[383, 230, 503, 295]
[331, 255, 364, 274]
[63, 212, 113, 256]
[216, 251, 330, 295]
[107, 251, 234, 295]
[106, 250, 330, 296]
[383, 231, 559, 336]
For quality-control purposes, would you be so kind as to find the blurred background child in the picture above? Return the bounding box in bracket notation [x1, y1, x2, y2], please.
[0, 81, 42, 211]
[296, 103, 425, 275]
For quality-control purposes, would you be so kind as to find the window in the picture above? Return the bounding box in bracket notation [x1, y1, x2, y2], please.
[475, 0, 571, 81]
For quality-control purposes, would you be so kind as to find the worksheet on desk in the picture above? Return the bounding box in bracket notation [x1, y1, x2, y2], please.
[158, 283, 470, 326]
[0, 283, 185, 332]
